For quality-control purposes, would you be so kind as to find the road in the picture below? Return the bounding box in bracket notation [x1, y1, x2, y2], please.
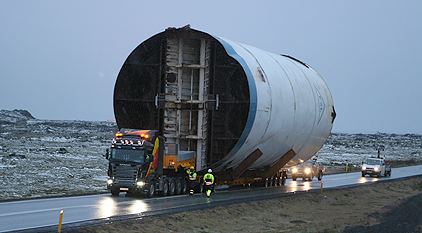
[1, 165, 421, 232]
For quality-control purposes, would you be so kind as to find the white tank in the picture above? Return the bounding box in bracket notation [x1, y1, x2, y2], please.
[114, 26, 335, 173]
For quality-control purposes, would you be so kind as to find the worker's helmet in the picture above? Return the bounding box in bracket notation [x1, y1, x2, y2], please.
[190, 166, 194, 170]
[208, 169, 212, 173]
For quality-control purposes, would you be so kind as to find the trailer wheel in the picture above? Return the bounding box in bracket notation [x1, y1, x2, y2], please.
[175, 177, 183, 195]
[161, 179, 169, 196]
[169, 178, 176, 196]
[264, 178, 269, 187]
[147, 181, 155, 198]
[111, 189, 120, 196]
[181, 178, 187, 194]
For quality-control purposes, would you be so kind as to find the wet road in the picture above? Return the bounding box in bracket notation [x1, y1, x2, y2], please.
[1, 165, 421, 232]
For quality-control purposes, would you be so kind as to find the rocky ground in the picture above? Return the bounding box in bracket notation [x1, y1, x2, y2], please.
[0, 109, 117, 199]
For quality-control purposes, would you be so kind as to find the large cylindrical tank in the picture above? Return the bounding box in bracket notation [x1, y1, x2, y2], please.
[114, 26, 335, 174]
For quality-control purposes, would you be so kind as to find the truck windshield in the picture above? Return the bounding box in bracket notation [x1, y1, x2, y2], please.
[365, 159, 381, 165]
[110, 148, 144, 164]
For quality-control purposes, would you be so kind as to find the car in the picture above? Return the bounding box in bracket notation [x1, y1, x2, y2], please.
[291, 159, 325, 181]
[361, 157, 391, 177]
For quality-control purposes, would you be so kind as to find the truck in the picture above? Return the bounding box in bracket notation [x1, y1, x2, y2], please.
[291, 158, 325, 181]
[108, 26, 335, 196]
[361, 157, 392, 178]
[105, 129, 197, 197]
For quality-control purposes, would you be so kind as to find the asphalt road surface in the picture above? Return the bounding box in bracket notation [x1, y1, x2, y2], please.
[1, 165, 422, 232]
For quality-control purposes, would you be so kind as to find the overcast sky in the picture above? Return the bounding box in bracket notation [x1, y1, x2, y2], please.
[1, 1, 421, 134]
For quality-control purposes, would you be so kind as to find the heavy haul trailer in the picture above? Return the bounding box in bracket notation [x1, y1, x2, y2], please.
[113, 26, 336, 193]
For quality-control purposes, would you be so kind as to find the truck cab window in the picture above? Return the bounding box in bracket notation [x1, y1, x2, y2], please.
[110, 148, 145, 163]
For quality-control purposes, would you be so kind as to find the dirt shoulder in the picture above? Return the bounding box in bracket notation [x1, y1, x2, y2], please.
[71, 176, 422, 233]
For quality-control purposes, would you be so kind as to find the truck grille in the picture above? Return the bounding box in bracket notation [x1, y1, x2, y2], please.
[112, 165, 138, 185]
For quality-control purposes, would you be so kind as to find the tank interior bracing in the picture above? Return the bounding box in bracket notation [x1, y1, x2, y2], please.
[114, 28, 250, 170]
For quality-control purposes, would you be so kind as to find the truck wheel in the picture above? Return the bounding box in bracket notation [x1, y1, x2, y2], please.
[169, 178, 176, 196]
[377, 173, 380, 178]
[147, 181, 155, 198]
[175, 177, 182, 195]
[161, 179, 169, 196]
[292, 176, 297, 181]
[111, 189, 120, 196]
[362, 172, 366, 177]
[308, 175, 313, 181]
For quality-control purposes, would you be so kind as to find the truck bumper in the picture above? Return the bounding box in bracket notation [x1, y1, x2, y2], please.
[107, 181, 147, 194]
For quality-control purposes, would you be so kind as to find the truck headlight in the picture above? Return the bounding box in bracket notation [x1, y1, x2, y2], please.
[374, 167, 379, 171]
[136, 181, 145, 187]
[362, 166, 366, 170]
[305, 168, 311, 174]
[107, 179, 113, 185]
[292, 168, 298, 173]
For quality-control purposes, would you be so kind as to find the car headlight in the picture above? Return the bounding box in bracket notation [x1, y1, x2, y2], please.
[107, 179, 113, 185]
[362, 166, 366, 170]
[136, 181, 145, 187]
[374, 167, 379, 171]
[292, 168, 298, 173]
[305, 168, 311, 174]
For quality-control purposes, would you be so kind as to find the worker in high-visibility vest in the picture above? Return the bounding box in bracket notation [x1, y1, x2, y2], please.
[187, 166, 197, 195]
[203, 169, 215, 197]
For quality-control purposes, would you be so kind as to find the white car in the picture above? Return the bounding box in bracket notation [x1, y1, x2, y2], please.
[361, 158, 391, 177]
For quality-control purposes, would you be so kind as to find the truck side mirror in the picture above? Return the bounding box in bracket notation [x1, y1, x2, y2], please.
[104, 149, 109, 160]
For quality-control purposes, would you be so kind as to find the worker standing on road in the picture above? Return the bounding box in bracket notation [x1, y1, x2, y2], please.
[203, 169, 215, 198]
[187, 166, 197, 195]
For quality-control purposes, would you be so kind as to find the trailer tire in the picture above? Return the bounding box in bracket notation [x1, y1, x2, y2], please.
[169, 178, 176, 196]
[161, 179, 169, 196]
[147, 181, 155, 198]
[181, 178, 187, 194]
[175, 177, 183, 195]
[111, 189, 120, 196]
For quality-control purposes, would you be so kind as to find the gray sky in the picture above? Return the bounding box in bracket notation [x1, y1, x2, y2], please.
[1, 1, 421, 134]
